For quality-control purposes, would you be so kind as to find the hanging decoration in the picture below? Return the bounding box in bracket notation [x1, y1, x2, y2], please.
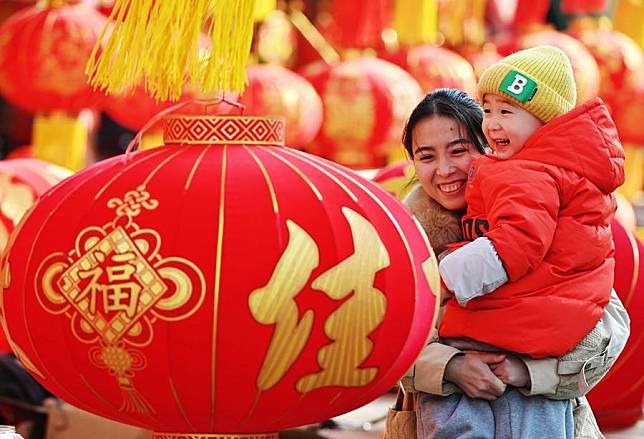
[587, 219, 643, 430]
[0, 113, 438, 438]
[87, 0, 257, 101]
[392, 0, 437, 47]
[329, 0, 392, 50]
[575, 28, 644, 111]
[240, 64, 323, 148]
[304, 58, 422, 169]
[0, 2, 107, 171]
[382, 45, 478, 97]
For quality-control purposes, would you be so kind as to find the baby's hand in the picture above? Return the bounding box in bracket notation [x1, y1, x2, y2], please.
[490, 355, 530, 388]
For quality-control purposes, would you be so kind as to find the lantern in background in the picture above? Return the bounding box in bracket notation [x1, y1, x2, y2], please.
[588, 219, 643, 429]
[240, 64, 323, 148]
[0, 158, 72, 352]
[372, 161, 415, 200]
[0, 2, 107, 170]
[1, 114, 438, 437]
[0, 3, 105, 113]
[306, 58, 422, 168]
[611, 84, 644, 146]
[461, 44, 504, 81]
[575, 29, 644, 110]
[383, 45, 478, 97]
[519, 30, 601, 105]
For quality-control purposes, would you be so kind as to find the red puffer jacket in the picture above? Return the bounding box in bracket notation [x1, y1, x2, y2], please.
[439, 98, 625, 358]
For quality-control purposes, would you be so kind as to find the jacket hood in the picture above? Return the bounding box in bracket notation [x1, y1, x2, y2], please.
[513, 97, 625, 193]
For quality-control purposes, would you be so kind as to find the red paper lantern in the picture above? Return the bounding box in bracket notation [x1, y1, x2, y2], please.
[0, 3, 106, 113]
[239, 64, 323, 148]
[382, 45, 477, 97]
[0, 115, 438, 437]
[305, 58, 423, 169]
[587, 219, 644, 429]
[0, 158, 72, 352]
[611, 84, 644, 146]
[576, 29, 644, 112]
[519, 30, 601, 105]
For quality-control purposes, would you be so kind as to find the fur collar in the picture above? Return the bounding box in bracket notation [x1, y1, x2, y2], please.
[403, 185, 464, 256]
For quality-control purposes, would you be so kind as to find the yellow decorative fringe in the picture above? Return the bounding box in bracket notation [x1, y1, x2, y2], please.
[33, 113, 87, 171]
[254, 0, 276, 21]
[393, 0, 437, 46]
[86, 0, 257, 101]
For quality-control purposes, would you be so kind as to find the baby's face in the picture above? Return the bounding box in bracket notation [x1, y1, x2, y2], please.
[481, 94, 543, 160]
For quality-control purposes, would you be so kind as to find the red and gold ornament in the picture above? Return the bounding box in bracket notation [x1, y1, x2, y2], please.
[382, 45, 477, 97]
[0, 114, 438, 438]
[240, 64, 323, 148]
[0, 2, 106, 113]
[587, 219, 643, 429]
[576, 29, 644, 111]
[305, 58, 422, 168]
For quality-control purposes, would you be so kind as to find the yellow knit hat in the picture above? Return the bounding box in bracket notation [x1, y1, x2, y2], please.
[477, 46, 577, 123]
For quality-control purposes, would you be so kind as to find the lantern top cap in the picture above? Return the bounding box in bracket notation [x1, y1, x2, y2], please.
[163, 115, 286, 146]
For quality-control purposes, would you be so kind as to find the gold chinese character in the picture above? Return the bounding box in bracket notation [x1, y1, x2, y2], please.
[249, 220, 318, 391]
[251, 208, 390, 393]
[77, 252, 142, 318]
[297, 208, 388, 392]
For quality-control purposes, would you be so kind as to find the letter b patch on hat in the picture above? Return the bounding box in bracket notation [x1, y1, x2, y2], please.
[499, 70, 538, 103]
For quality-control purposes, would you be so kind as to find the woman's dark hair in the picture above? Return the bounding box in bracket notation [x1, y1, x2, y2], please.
[402, 88, 487, 158]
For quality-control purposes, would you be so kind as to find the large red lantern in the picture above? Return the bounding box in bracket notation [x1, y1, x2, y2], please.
[519, 30, 601, 105]
[587, 219, 643, 429]
[239, 64, 323, 148]
[0, 115, 438, 437]
[0, 158, 72, 352]
[382, 45, 478, 97]
[576, 29, 644, 111]
[305, 58, 423, 169]
[0, 2, 106, 113]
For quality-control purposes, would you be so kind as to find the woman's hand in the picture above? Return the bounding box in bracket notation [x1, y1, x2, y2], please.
[490, 354, 531, 388]
[444, 352, 507, 400]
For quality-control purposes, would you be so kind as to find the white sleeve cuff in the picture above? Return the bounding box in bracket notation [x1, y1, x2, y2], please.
[439, 237, 508, 305]
[604, 289, 630, 360]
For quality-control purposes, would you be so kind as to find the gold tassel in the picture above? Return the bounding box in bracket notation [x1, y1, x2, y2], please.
[393, 0, 437, 46]
[254, 0, 276, 21]
[32, 112, 87, 171]
[86, 0, 257, 101]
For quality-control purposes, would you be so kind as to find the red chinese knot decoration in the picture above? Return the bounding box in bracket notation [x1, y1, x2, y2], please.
[0, 114, 438, 438]
[239, 64, 323, 148]
[0, 3, 106, 113]
[306, 58, 423, 169]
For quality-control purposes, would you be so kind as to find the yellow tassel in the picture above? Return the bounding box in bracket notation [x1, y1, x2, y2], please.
[86, 0, 257, 101]
[32, 112, 87, 171]
[254, 0, 276, 21]
[393, 0, 437, 46]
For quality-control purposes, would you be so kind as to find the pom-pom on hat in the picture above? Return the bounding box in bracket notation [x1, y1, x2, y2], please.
[477, 45, 577, 123]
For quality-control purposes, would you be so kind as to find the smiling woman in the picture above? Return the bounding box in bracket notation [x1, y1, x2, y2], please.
[399, 87, 630, 439]
[402, 88, 488, 212]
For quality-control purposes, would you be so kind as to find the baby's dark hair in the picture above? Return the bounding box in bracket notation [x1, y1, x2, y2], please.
[402, 88, 488, 158]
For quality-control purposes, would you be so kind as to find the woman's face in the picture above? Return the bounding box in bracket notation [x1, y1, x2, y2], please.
[411, 115, 482, 211]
